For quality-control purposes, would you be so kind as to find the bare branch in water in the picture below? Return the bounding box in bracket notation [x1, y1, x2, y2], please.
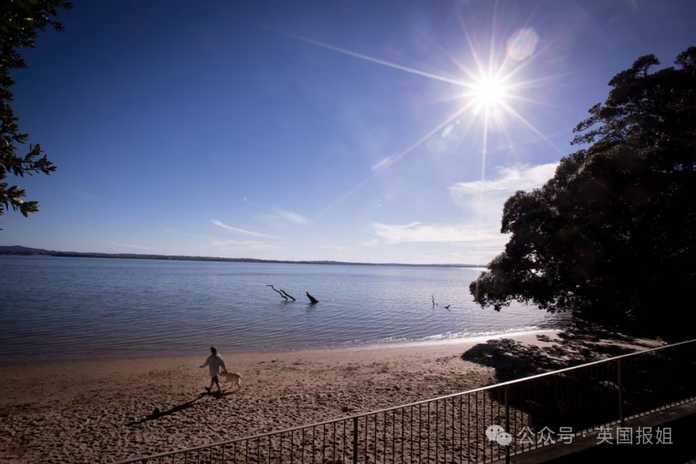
[266, 284, 289, 302]
[279, 289, 296, 301]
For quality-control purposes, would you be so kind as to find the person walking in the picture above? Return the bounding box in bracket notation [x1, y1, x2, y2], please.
[200, 346, 227, 394]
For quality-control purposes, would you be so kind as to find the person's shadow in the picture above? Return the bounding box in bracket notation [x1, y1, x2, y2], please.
[127, 390, 234, 426]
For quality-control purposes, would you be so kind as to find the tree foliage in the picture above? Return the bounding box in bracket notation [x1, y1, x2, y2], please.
[470, 47, 696, 338]
[1, 0, 71, 217]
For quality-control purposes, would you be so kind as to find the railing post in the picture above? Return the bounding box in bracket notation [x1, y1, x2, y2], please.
[352, 416, 359, 464]
[617, 359, 624, 425]
[505, 387, 511, 464]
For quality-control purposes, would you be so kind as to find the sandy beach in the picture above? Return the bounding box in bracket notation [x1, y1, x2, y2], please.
[0, 329, 658, 463]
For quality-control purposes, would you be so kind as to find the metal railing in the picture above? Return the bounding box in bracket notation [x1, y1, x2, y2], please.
[118, 338, 696, 463]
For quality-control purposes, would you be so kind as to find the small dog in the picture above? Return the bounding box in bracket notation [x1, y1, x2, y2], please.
[221, 371, 242, 389]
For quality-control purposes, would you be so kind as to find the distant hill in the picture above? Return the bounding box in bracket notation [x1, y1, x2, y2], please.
[0, 245, 47, 254]
[0, 245, 485, 268]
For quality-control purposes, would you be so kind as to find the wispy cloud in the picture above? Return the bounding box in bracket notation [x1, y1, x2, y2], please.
[373, 222, 505, 244]
[448, 163, 557, 224]
[371, 163, 557, 263]
[210, 219, 276, 239]
[448, 163, 557, 195]
[264, 209, 308, 225]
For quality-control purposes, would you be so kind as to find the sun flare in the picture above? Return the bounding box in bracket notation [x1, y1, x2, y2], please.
[469, 74, 510, 112]
[291, 30, 560, 212]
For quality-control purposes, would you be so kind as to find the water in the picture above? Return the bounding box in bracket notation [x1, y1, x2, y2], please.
[0, 256, 559, 361]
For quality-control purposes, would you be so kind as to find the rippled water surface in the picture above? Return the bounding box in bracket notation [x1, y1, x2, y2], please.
[0, 256, 559, 360]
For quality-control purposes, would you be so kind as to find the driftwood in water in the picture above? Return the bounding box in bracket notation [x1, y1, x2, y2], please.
[279, 289, 296, 302]
[266, 285, 296, 302]
[305, 291, 319, 305]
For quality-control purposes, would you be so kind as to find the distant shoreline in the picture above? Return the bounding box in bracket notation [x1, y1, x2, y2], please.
[0, 245, 486, 268]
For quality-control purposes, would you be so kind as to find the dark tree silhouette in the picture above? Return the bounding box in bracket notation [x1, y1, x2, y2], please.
[470, 47, 696, 339]
[1, 0, 71, 217]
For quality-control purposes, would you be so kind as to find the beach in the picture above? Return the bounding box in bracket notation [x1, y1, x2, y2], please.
[0, 330, 561, 463]
[0, 257, 570, 463]
[2, 1, 693, 462]
[0, 328, 661, 464]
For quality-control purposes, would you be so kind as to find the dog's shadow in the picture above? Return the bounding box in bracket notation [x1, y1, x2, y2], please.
[127, 389, 236, 426]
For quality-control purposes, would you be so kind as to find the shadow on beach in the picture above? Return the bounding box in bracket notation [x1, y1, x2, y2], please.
[461, 319, 653, 382]
[459, 320, 696, 431]
[127, 390, 235, 426]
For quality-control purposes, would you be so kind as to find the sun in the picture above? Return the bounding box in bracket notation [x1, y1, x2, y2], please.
[469, 74, 510, 112]
[290, 31, 558, 201]
[288, 30, 564, 218]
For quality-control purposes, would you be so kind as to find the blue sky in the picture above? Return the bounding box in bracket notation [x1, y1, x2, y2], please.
[2, 0, 695, 264]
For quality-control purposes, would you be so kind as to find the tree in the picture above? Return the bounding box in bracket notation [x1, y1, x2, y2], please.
[1, 0, 71, 217]
[470, 47, 696, 338]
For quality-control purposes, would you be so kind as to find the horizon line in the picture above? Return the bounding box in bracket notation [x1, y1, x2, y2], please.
[0, 245, 487, 269]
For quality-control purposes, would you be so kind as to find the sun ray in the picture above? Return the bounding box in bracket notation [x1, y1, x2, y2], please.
[314, 176, 372, 219]
[291, 34, 467, 88]
[287, 27, 561, 218]
[481, 108, 491, 183]
[499, 101, 563, 154]
[462, 29, 487, 78]
[316, 102, 477, 217]
[372, 102, 474, 171]
[442, 50, 478, 83]
[487, 0, 500, 76]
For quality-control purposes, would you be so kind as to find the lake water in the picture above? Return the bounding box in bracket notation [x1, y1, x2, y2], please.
[0, 256, 559, 361]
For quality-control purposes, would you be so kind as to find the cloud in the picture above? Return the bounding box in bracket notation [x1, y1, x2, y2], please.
[373, 222, 506, 244]
[268, 209, 308, 225]
[371, 163, 557, 263]
[210, 219, 276, 239]
[449, 163, 558, 223]
[449, 163, 557, 196]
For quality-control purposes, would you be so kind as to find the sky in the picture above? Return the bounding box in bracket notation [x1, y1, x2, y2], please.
[1, 0, 695, 264]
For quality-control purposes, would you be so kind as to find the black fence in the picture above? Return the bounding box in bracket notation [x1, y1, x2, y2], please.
[118, 338, 696, 463]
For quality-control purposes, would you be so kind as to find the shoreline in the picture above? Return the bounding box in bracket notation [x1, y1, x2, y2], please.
[0, 328, 555, 366]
